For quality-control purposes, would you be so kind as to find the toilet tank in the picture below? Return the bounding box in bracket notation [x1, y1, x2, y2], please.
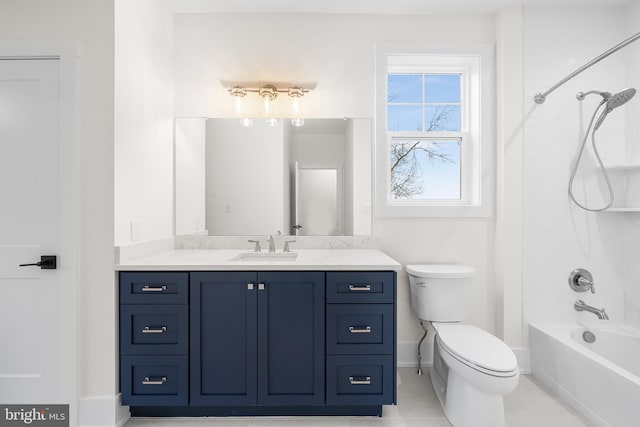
[406, 264, 474, 322]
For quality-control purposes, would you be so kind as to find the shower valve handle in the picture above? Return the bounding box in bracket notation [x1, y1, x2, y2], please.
[569, 268, 596, 294]
[578, 277, 596, 293]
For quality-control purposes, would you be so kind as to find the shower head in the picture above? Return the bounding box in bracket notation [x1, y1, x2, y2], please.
[593, 88, 636, 130]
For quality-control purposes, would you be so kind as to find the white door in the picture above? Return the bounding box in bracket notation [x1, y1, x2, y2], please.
[0, 59, 65, 403]
[294, 165, 340, 236]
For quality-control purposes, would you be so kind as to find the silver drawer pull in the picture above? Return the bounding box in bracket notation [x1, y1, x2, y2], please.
[142, 285, 167, 292]
[349, 284, 371, 291]
[349, 326, 371, 333]
[142, 376, 167, 385]
[349, 376, 371, 385]
[142, 326, 167, 334]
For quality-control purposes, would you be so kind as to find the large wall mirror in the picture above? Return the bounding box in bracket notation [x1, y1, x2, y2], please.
[175, 117, 372, 236]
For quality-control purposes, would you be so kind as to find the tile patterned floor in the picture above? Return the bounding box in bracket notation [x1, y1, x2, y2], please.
[124, 368, 595, 427]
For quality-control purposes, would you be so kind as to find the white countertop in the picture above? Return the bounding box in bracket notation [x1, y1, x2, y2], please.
[115, 249, 402, 271]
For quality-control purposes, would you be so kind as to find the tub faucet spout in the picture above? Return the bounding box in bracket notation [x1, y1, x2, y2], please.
[574, 300, 609, 320]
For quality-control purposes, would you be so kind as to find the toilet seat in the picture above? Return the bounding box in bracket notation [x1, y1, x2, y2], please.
[434, 323, 518, 377]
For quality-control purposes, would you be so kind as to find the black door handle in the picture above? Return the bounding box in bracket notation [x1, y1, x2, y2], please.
[19, 255, 57, 270]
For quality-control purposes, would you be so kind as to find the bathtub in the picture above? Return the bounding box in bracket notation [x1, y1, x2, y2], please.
[530, 322, 640, 427]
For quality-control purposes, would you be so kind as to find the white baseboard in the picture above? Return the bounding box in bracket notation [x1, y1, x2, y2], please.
[78, 395, 129, 427]
[397, 340, 433, 368]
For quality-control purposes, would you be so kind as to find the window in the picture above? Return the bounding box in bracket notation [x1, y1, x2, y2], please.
[375, 45, 494, 217]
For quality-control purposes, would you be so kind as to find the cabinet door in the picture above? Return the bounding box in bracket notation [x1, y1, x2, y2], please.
[190, 272, 257, 405]
[257, 272, 324, 405]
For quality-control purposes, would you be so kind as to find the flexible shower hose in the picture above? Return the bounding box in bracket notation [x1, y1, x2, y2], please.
[568, 99, 615, 211]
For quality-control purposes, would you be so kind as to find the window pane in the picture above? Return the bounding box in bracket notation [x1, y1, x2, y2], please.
[388, 74, 422, 103]
[390, 139, 461, 200]
[425, 105, 461, 131]
[425, 74, 461, 103]
[388, 105, 422, 131]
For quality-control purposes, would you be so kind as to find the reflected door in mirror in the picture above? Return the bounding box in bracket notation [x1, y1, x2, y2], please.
[295, 166, 341, 236]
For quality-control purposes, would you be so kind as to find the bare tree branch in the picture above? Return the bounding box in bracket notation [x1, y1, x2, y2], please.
[390, 105, 457, 199]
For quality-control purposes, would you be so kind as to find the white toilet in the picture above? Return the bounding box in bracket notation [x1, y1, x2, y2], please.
[407, 264, 519, 427]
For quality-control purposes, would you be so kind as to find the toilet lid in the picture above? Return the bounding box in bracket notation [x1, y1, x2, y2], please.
[406, 264, 475, 278]
[436, 324, 517, 374]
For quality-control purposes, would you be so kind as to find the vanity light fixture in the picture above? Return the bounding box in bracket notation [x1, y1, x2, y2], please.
[288, 87, 305, 127]
[228, 84, 309, 127]
[259, 85, 279, 127]
[229, 86, 253, 126]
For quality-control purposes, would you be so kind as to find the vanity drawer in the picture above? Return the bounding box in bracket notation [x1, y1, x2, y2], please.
[120, 272, 189, 305]
[326, 355, 394, 405]
[120, 305, 188, 355]
[326, 304, 394, 354]
[326, 272, 394, 303]
[121, 355, 188, 406]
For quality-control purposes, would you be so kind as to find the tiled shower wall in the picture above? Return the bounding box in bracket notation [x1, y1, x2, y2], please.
[522, 6, 632, 335]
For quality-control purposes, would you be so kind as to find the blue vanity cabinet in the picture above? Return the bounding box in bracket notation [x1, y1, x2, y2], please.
[190, 271, 325, 406]
[119, 268, 396, 415]
[325, 271, 397, 406]
[119, 272, 190, 406]
[189, 271, 257, 405]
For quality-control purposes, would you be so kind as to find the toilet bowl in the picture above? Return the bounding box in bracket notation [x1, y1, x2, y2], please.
[407, 264, 519, 427]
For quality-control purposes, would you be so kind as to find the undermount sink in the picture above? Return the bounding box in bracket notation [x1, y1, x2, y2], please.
[229, 251, 298, 262]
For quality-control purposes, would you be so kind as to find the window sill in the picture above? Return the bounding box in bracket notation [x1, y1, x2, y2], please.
[374, 202, 493, 218]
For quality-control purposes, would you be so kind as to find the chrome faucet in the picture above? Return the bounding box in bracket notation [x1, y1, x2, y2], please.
[267, 235, 276, 252]
[574, 300, 609, 320]
[266, 231, 282, 252]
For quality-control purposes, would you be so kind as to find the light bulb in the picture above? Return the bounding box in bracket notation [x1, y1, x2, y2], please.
[259, 85, 278, 121]
[288, 87, 304, 127]
[229, 86, 247, 117]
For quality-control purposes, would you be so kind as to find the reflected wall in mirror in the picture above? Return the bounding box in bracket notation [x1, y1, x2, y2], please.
[174, 118, 372, 236]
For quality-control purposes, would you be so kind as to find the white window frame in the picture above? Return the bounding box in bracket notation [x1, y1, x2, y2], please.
[375, 44, 495, 217]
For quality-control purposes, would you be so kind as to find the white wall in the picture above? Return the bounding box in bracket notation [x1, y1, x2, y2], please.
[624, 0, 640, 328]
[291, 132, 345, 165]
[114, 0, 174, 245]
[175, 118, 207, 235]
[495, 7, 524, 350]
[344, 120, 355, 235]
[343, 118, 373, 236]
[174, 13, 497, 364]
[0, 0, 117, 424]
[205, 119, 285, 235]
[522, 6, 629, 337]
